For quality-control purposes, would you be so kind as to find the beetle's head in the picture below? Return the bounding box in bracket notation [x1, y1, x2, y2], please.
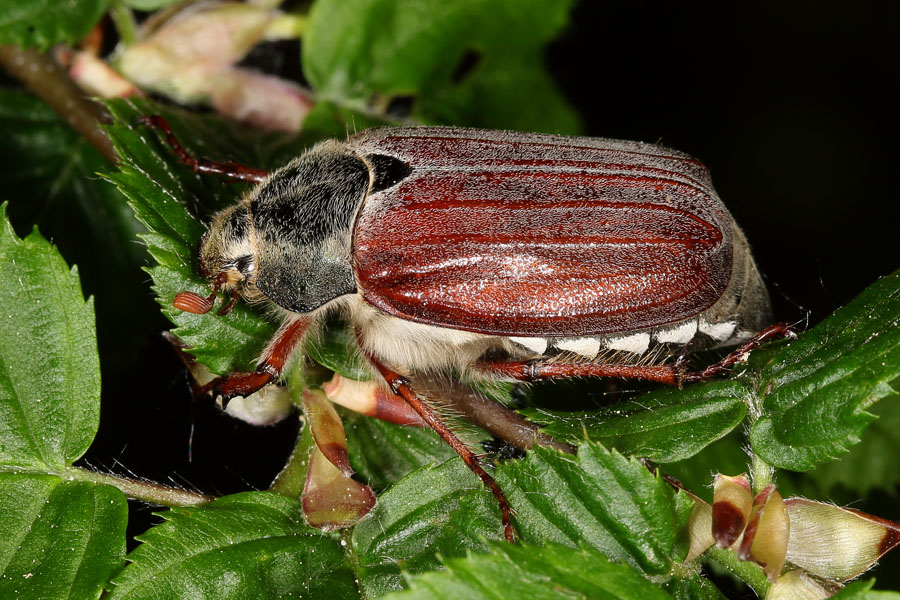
[173, 205, 259, 316]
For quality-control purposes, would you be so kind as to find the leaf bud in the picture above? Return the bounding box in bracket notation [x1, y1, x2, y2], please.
[712, 473, 753, 548]
[738, 484, 789, 582]
[784, 498, 900, 582]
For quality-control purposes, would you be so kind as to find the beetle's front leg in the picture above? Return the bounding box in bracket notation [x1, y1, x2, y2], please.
[359, 344, 517, 543]
[138, 115, 270, 183]
[199, 316, 311, 402]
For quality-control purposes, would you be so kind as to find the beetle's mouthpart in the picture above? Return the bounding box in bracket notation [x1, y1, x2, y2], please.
[172, 272, 233, 315]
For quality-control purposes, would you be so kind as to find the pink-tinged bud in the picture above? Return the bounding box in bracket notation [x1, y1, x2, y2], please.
[302, 443, 375, 531]
[785, 498, 900, 582]
[323, 374, 425, 427]
[738, 484, 789, 582]
[685, 495, 715, 563]
[119, 3, 276, 91]
[173, 291, 214, 314]
[207, 68, 312, 133]
[712, 473, 753, 548]
[301, 388, 353, 476]
[767, 570, 833, 600]
[69, 51, 140, 98]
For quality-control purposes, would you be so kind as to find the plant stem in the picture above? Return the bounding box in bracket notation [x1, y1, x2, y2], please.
[270, 421, 313, 498]
[705, 546, 771, 598]
[270, 362, 312, 497]
[65, 466, 213, 506]
[0, 45, 116, 163]
[109, 0, 139, 47]
[750, 451, 774, 494]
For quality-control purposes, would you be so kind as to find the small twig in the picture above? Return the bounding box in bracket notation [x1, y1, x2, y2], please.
[704, 545, 771, 597]
[0, 44, 116, 164]
[65, 465, 213, 506]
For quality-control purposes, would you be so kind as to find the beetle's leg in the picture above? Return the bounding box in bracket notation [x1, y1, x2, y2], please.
[360, 348, 517, 543]
[480, 361, 682, 384]
[478, 323, 795, 386]
[138, 115, 270, 183]
[677, 323, 795, 384]
[199, 316, 312, 402]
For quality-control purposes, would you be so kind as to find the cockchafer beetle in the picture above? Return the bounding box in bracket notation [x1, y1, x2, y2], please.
[144, 117, 786, 542]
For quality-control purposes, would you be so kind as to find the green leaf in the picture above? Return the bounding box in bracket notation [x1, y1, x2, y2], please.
[0, 0, 108, 48]
[804, 393, 900, 497]
[343, 411, 455, 492]
[831, 579, 900, 599]
[108, 492, 358, 600]
[524, 380, 748, 463]
[384, 542, 673, 600]
[0, 474, 127, 599]
[352, 458, 501, 597]
[303, 0, 580, 132]
[500, 443, 680, 576]
[750, 269, 900, 470]
[0, 205, 99, 470]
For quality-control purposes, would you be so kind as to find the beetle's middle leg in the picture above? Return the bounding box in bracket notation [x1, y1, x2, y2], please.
[359, 345, 517, 543]
[477, 323, 794, 386]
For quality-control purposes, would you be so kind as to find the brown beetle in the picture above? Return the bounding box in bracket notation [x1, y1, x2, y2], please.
[151, 119, 782, 542]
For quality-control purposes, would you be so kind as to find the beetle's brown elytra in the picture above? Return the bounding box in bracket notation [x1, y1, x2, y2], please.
[148, 118, 776, 543]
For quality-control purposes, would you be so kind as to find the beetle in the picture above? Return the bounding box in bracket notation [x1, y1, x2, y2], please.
[145, 118, 784, 542]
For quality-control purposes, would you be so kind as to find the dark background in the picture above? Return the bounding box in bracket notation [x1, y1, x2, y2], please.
[552, 2, 899, 327]
[8, 0, 897, 593]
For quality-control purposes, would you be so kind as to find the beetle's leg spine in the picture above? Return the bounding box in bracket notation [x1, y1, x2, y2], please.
[359, 336, 517, 543]
[137, 115, 270, 183]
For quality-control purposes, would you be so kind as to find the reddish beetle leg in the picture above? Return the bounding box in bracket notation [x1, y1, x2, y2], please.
[137, 115, 270, 183]
[357, 333, 518, 544]
[197, 317, 311, 402]
[477, 323, 794, 386]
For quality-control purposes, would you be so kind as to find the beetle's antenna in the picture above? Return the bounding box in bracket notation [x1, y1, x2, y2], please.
[173, 271, 228, 315]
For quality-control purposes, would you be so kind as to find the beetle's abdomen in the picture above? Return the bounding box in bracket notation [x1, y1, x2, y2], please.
[352, 128, 734, 338]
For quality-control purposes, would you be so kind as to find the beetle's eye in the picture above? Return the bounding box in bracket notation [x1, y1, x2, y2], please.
[234, 255, 254, 275]
[368, 154, 412, 193]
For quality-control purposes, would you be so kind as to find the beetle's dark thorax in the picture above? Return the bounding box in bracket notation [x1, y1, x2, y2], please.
[248, 145, 370, 314]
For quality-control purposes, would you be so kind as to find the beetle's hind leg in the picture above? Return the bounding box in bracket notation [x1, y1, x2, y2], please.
[477, 323, 794, 386]
[137, 115, 270, 183]
[360, 347, 518, 543]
